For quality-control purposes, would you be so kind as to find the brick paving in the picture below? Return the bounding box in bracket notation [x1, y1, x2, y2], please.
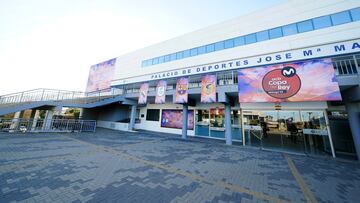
[0, 128, 359, 203]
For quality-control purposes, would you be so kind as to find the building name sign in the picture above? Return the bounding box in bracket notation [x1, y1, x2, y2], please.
[112, 39, 360, 86]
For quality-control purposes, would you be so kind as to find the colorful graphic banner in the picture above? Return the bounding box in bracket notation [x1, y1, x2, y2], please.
[175, 77, 189, 103]
[237, 58, 342, 102]
[155, 80, 167, 104]
[201, 74, 217, 103]
[161, 109, 194, 130]
[86, 58, 116, 93]
[138, 83, 149, 104]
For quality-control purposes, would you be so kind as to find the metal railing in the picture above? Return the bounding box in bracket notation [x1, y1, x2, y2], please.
[0, 88, 124, 105]
[332, 54, 360, 76]
[0, 118, 96, 133]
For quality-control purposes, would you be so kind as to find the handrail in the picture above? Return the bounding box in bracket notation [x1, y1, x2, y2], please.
[0, 88, 124, 105]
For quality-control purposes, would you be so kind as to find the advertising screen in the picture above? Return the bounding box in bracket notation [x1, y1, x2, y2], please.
[237, 58, 342, 102]
[85, 58, 116, 93]
[161, 109, 194, 130]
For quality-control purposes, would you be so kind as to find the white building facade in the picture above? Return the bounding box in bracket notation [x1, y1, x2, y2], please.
[85, 0, 360, 159]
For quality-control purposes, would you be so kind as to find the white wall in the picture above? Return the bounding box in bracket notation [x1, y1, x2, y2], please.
[112, 0, 360, 84]
[97, 120, 129, 131]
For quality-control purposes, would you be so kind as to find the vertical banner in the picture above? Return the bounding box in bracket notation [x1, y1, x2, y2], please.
[155, 80, 167, 104]
[138, 83, 149, 104]
[201, 74, 217, 103]
[175, 77, 188, 103]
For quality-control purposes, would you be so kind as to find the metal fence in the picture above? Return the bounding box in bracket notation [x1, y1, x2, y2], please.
[0, 118, 96, 133]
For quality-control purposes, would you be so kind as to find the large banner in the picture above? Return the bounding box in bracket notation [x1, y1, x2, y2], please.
[237, 58, 342, 102]
[86, 58, 116, 92]
[155, 80, 167, 104]
[175, 77, 189, 103]
[201, 74, 217, 103]
[138, 83, 149, 104]
[161, 109, 194, 130]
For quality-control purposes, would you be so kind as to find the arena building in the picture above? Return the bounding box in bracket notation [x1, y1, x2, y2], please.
[67, 0, 360, 159]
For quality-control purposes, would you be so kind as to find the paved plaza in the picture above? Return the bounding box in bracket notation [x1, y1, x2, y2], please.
[0, 128, 359, 203]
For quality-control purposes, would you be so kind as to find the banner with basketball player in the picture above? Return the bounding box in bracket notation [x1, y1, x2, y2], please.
[237, 58, 342, 102]
[155, 80, 167, 104]
[175, 77, 189, 103]
[201, 74, 217, 103]
[138, 83, 149, 104]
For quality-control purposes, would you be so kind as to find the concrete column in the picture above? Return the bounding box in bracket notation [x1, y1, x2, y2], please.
[10, 111, 21, 131]
[31, 110, 40, 131]
[346, 102, 360, 160]
[128, 105, 137, 131]
[43, 110, 54, 131]
[225, 103, 232, 145]
[182, 104, 188, 139]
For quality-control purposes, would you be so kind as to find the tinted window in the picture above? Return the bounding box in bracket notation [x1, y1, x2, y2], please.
[234, 36, 245, 46]
[269, 27, 282, 39]
[350, 7, 360, 21]
[297, 20, 313, 33]
[152, 57, 159, 65]
[158, 56, 164, 64]
[190, 48, 198, 56]
[214, 41, 224, 51]
[176, 51, 183, 59]
[331, 11, 351, 25]
[206, 44, 215, 53]
[313, 16, 332, 29]
[282, 23, 298, 36]
[198, 46, 206, 54]
[224, 39, 234, 49]
[170, 53, 177, 61]
[244, 34, 256, 44]
[256, 30, 269, 42]
[164, 54, 171, 62]
[146, 109, 160, 121]
[141, 61, 146, 67]
[183, 50, 190, 58]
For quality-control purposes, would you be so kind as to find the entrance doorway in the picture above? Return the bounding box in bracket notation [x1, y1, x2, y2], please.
[195, 109, 242, 142]
[243, 110, 333, 155]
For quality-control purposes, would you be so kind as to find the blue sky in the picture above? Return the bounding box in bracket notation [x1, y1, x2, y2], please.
[0, 0, 284, 95]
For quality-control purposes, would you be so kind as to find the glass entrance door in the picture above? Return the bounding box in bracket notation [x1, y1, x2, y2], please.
[195, 110, 210, 137]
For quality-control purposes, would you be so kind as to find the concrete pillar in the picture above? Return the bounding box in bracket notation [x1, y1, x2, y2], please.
[346, 102, 360, 160]
[182, 104, 188, 139]
[31, 110, 40, 131]
[128, 105, 137, 131]
[225, 103, 232, 145]
[43, 110, 54, 131]
[10, 111, 21, 131]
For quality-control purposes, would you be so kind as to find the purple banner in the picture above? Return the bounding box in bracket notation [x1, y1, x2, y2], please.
[175, 77, 188, 103]
[161, 109, 194, 130]
[138, 83, 149, 104]
[155, 80, 167, 104]
[201, 74, 217, 103]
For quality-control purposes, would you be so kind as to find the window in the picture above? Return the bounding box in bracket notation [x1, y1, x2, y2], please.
[244, 34, 256, 44]
[198, 46, 206, 55]
[164, 54, 171, 62]
[206, 44, 215, 53]
[190, 48, 198, 56]
[297, 20, 313, 33]
[158, 56, 164, 64]
[233, 36, 245, 46]
[152, 57, 159, 65]
[224, 39, 234, 49]
[170, 53, 177, 61]
[256, 30, 269, 41]
[313, 16, 332, 29]
[141, 61, 146, 67]
[176, 51, 183, 59]
[350, 7, 360, 21]
[282, 23, 298, 36]
[146, 109, 160, 121]
[183, 50, 190, 58]
[269, 27, 282, 39]
[331, 11, 351, 25]
[214, 41, 224, 51]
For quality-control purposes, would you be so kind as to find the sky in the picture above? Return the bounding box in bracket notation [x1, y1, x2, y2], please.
[0, 0, 284, 95]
